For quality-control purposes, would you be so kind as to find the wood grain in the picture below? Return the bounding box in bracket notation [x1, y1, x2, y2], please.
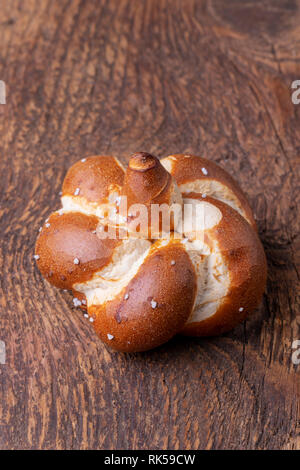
[0, 0, 299, 450]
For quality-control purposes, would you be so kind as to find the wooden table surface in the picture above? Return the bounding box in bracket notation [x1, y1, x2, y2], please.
[0, 0, 299, 450]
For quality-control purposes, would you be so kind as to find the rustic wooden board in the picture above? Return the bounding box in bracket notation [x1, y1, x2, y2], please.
[0, 0, 299, 450]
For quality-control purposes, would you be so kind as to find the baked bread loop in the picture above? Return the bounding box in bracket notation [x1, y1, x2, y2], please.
[62, 155, 125, 218]
[180, 193, 267, 336]
[161, 154, 256, 228]
[35, 211, 121, 290]
[88, 239, 197, 352]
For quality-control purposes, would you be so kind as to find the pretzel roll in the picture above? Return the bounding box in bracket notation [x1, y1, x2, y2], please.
[121, 152, 183, 238]
[35, 211, 123, 290]
[161, 154, 256, 228]
[34, 150, 267, 353]
[76, 240, 197, 352]
[180, 193, 267, 336]
[62, 155, 125, 217]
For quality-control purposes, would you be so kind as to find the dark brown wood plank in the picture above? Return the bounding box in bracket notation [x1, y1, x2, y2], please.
[0, 0, 299, 450]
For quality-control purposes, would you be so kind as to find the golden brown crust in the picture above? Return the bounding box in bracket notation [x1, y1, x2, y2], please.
[90, 241, 197, 352]
[122, 152, 170, 206]
[62, 155, 124, 204]
[161, 154, 256, 229]
[35, 212, 121, 289]
[180, 193, 267, 336]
